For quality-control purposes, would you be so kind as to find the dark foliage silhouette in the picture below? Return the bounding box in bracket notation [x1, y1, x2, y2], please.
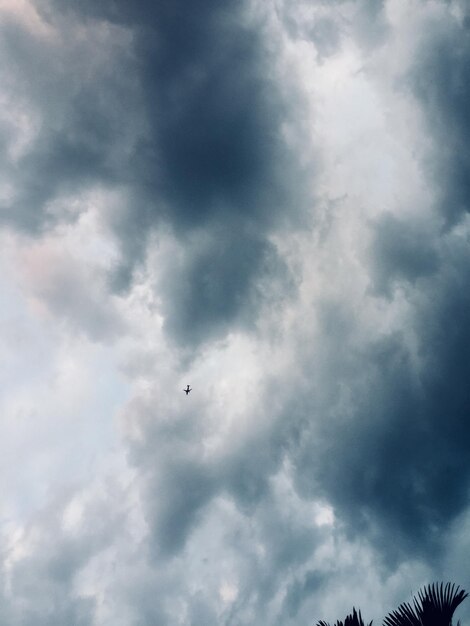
[317, 607, 372, 626]
[315, 583, 467, 626]
[384, 583, 468, 626]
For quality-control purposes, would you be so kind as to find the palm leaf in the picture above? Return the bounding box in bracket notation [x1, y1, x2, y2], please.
[384, 583, 468, 626]
[316, 607, 373, 626]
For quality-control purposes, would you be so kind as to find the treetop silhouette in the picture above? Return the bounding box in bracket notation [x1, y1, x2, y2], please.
[317, 606, 372, 626]
[316, 583, 468, 626]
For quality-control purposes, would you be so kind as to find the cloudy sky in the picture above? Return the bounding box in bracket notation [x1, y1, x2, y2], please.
[0, 0, 469, 623]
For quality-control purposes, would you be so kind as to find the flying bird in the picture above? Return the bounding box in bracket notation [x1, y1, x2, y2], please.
[184, 385, 192, 395]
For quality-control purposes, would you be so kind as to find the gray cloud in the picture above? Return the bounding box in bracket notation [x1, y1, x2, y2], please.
[283, 570, 326, 621]
[369, 213, 440, 297]
[288, 224, 470, 563]
[250, 1, 470, 571]
[351, 0, 389, 50]
[0, 11, 140, 235]
[310, 18, 343, 60]
[1, 0, 470, 624]
[20, 0, 308, 347]
[146, 458, 216, 558]
[159, 228, 294, 344]
[279, 0, 389, 57]
[409, 8, 470, 226]
[2, 482, 127, 625]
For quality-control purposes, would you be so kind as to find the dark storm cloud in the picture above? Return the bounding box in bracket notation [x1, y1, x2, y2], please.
[282, 570, 325, 620]
[3, 2, 470, 623]
[160, 229, 293, 344]
[31, 0, 307, 345]
[369, 214, 439, 297]
[0, 12, 140, 234]
[146, 459, 216, 558]
[410, 11, 470, 225]
[289, 228, 470, 564]
[29, 0, 467, 586]
[231, 504, 321, 624]
[255, 2, 470, 568]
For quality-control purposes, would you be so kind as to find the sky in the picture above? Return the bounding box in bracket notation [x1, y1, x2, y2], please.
[0, 0, 469, 624]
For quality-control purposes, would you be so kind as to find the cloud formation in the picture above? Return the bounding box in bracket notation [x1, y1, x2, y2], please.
[16, 0, 309, 347]
[0, 0, 469, 624]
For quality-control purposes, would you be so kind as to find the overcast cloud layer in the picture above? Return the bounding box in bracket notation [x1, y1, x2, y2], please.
[0, 0, 469, 624]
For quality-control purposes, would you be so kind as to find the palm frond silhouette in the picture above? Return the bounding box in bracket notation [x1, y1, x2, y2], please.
[317, 607, 372, 626]
[315, 583, 467, 626]
[383, 583, 468, 626]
